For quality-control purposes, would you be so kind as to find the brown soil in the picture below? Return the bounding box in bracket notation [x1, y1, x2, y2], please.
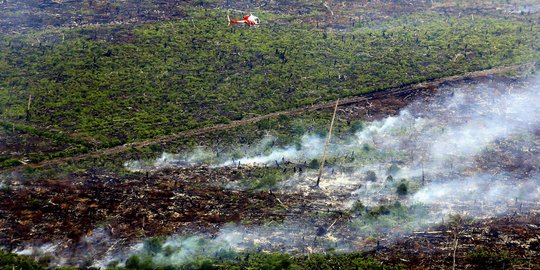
[372, 214, 540, 269]
[0, 166, 305, 249]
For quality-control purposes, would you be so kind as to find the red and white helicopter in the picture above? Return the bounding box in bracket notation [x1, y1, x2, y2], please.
[227, 14, 260, 26]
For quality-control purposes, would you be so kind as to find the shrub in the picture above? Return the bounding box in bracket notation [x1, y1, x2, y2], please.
[308, 159, 320, 169]
[349, 120, 364, 133]
[466, 247, 513, 268]
[0, 158, 23, 168]
[0, 251, 45, 270]
[253, 173, 280, 190]
[368, 205, 391, 217]
[125, 255, 153, 270]
[144, 237, 164, 254]
[396, 182, 408, 195]
[351, 200, 366, 214]
[364, 170, 377, 182]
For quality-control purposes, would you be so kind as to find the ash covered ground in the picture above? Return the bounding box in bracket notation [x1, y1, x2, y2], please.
[1, 76, 540, 268]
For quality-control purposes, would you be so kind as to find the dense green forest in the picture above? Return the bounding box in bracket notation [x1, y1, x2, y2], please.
[0, 7, 539, 165]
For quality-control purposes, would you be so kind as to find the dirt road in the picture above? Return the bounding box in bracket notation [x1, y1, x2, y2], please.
[2, 62, 535, 172]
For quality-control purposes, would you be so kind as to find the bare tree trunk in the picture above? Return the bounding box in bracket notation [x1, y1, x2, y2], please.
[452, 232, 459, 270]
[25, 94, 32, 121]
[316, 99, 339, 187]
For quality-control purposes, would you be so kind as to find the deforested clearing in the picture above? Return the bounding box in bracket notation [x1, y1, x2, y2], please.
[1, 1, 539, 269]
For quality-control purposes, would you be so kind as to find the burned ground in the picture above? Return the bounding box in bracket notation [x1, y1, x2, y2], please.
[0, 0, 539, 268]
[2, 74, 540, 268]
[373, 214, 540, 269]
[0, 165, 305, 248]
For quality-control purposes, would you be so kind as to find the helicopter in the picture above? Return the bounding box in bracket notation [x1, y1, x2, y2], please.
[227, 14, 260, 26]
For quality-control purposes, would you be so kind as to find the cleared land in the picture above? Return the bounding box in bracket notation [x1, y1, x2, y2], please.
[1, 1, 539, 269]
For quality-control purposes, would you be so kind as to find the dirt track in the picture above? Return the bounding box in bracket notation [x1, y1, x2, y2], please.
[2, 62, 535, 172]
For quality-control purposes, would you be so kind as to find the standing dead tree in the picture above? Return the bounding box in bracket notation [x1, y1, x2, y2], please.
[448, 214, 470, 270]
[316, 98, 339, 187]
[25, 94, 32, 121]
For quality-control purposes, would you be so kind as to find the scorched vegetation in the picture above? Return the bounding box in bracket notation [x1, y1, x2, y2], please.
[1, 1, 540, 269]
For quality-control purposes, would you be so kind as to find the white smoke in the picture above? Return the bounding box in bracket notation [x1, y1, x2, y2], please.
[15, 243, 59, 257]
[427, 88, 540, 163]
[126, 78, 540, 178]
[220, 135, 325, 167]
[101, 77, 540, 267]
[411, 173, 540, 219]
[99, 220, 364, 268]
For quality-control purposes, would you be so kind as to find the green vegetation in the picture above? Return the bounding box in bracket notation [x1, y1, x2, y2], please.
[0, 7, 538, 163]
[1, 239, 532, 270]
[0, 230, 401, 270]
[350, 200, 366, 214]
[396, 181, 408, 195]
[308, 158, 320, 169]
[1, 3, 538, 270]
[0, 158, 22, 168]
[0, 250, 45, 270]
[466, 247, 514, 268]
[0, 120, 90, 167]
[351, 202, 430, 234]
[121, 251, 403, 270]
[239, 167, 292, 190]
[349, 120, 365, 134]
[1, 109, 342, 181]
